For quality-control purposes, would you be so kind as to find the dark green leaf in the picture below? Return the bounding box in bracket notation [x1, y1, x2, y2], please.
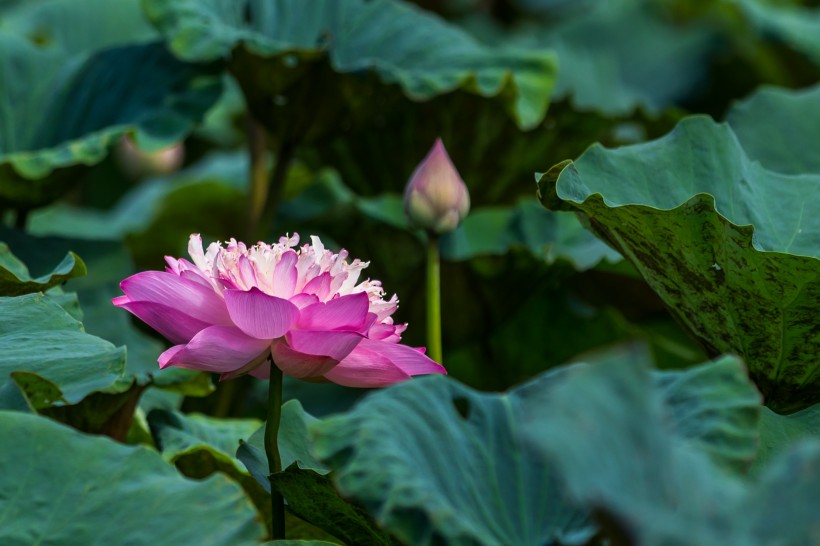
[538, 116, 820, 411]
[0, 411, 266, 544]
[0, 242, 85, 296]
[0, 36, 222, 206]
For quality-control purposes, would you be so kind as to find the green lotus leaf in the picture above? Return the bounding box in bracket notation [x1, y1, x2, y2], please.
[0, 0, 156, 53]
[0, 411, 266, 545]
[0, 293, 128, 409]
[148, 409, 270, 518]
[754, 403, 820, 472]
[728, 83, 820, 175]
[519, 0, 719, 115]
[0, 228, 213, 395]
[0, 34, 222, 207]
[440, 199, 621, 269]
[310, 354, 761, 545]
[237, 401, 396, 546]
[523, 353, 820, 546]
[310, 370, 596, 546]
[0, 242, 85, 296]
[733, 0, 820, 67]
[143, 0, 556, 130]
[537, 116, 820, 411]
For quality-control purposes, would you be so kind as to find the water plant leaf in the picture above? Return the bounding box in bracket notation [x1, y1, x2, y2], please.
[0, 35, 222, 206]
[537, 116, 820, 411]
[143, 0, 557, 130]
[0, 293, 128, 409]
[754, 403, 820, 472]
[523, 354, 820, 546]
[728, 83, 820, 175]
[0, 242, 85, 296]
[311, 371, 597, 546]
[0, 411, 266, 545]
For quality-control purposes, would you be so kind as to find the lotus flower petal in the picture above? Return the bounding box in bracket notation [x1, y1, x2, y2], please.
[270, 340, 338, 379]
[159, 325, 271, 373]
[324, 339, 445, 387]
[223, 287, 299, 340]
[112, 297, 210, 345]
[297, 292, 370, 331]
[120, 271, 231, 325]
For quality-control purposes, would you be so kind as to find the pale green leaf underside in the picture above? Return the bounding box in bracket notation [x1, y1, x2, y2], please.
[0, 411, 266, 545]
[143, 0, 556, 129]
[538, 116, 820, 411]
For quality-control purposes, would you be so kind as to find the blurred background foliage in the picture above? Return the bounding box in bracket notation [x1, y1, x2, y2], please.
[1, 0, 818, 419]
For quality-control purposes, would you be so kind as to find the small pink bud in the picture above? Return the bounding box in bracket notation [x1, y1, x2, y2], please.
[403, 138, 470, 234]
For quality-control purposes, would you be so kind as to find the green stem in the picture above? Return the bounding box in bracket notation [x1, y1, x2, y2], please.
[426, 235, 443, 364]
[265, 363, 285, 540]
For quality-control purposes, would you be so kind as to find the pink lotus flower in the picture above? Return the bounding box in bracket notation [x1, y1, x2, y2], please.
[113, 234, 446, 386]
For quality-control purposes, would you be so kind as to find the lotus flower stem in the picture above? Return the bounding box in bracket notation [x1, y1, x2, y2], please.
[426, 235, 443, 364]
[264, 362, 286, 539]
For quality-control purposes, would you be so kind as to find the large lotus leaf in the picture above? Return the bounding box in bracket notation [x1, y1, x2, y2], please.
[0, 293, 128, 409]
[540, 1, 718, 115]
[310, 371, 596, 546]
[311, 354, 762, 545]
[537, 116, 820, 412]
[651, 355, 761, 470]
[754, 403, 820, 472]
[0, 227, 212, 396]
[440, 200, 621, 269]
[733, 0, 820, 66]
[0, 411, 265, 545]
[727, 83, 820, 175]
[0, 0, 156, 53]
[149, 409, 262, 474]
[523, 352, 820, 546]
[148, 409, 270, 517]
[0, 35, 222, 206]
[237, 401, 399, 546]
[143, 0, 556, 130]
[0, 242, 85, 296]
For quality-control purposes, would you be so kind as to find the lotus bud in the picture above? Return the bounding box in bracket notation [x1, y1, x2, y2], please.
[116, 135, 185, 180]
[403, 138, 470, 234]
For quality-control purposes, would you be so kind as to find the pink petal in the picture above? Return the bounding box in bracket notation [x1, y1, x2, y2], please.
[159, 325, 271, 373]
[223, 288, 299, 340]
[289, 293, 319, 309]
[272, 251, 298, 298]
[323, 338, 446, 387]
[120, 271, 230, 325]
[115, 299, 211, 344]
[302, 272, 332, 300]
[286, 329, 363, 361]
[270, 340, 339, 379]
[297, 292, 370, 331]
